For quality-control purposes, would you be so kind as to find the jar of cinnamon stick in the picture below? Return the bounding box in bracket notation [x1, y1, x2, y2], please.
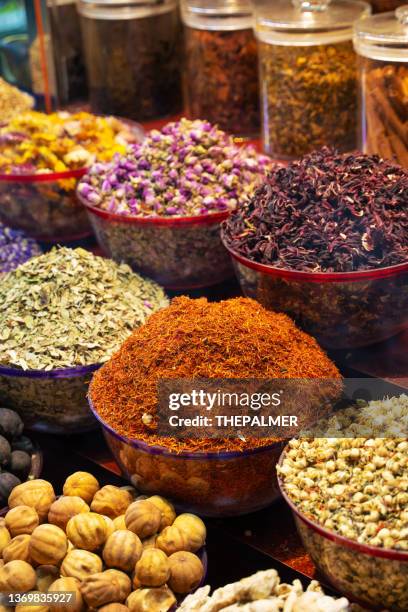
[354, 6, 408, 167]
[255, 0, 371, 160]
[181, 0, 260, 138]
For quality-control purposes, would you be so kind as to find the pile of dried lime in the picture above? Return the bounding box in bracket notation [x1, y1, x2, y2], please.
[0, 247, 168, 370]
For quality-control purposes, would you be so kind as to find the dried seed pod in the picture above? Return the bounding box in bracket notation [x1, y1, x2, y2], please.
[103, 530, 142, 572]
[0, 523, 11, 554]
[61, 549, 103, 581]
[35, 565, 59, 592]
[2, 534, 31, 563]
[49, 576, 83, 612]
[91, 486, 133, 519]
[29, 524, 68, 565]
[66, 512, 108, 551]
[156, 525, 189, 556]
[0, 560, 36, 592]
[134, 549, 170, 588]
[113, 515, 126, 531]
[125, 501, 161, 539]
[126, 586, 176, 612]
[48, 496, 89, 530]
[63, 472, 99, 504]
[148, 496, 176, 530]
[81, 569, 131, 607]
[5, 505, 39, 536]
[173, 514, 206, 552]
[168, 551, 204, 594]
[8, 480, 55, 521]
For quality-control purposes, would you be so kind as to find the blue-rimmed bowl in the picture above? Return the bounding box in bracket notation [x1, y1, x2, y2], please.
[89, 397, 284, 517]
[0, 363, 101, 434]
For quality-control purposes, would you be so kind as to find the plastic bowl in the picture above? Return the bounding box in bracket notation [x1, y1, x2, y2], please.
[80, 196, 233, 290]
[222, 239, 408, 350]
[89, 398, 284, 517]
[277, 448, 408, 611]
[0, 119, 145, 243]
[0, 363, 101, 435]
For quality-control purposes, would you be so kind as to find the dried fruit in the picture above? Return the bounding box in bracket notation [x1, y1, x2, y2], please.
[168, 551, 204, 594]
[66, 512, 108, 551]
[0, 523, 11, 555]
[156, 525, 189, 556]
[48, 496, 89, 530]
[63, 471, 100, 504]
[2, 534, 31, 563]
[61, 549, 103, 581]
[0, 560, 36, 592]
[49, 576, 83, 612]
[99, 605, 129, 612]
[103, 530, 143, 572]
[5, 505, 39, 536]
[125, 501, 161, 539]
[173, 514, 206, 552]
[91, 485, 133, 519]
[113, 515, 127, 531]
[8, 480, 55, 521]
[126, 586, 176, 612]
[81, 570, 131, 607]
[134, 549, 170, 588]
[29, 524, 68, 565]
[148, 496, 176, 531]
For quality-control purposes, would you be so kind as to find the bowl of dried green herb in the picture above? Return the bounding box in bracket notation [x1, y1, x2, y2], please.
[222, 148, 408, 349]
[0, 247, 168, 434]
[277, 436, 408, 611]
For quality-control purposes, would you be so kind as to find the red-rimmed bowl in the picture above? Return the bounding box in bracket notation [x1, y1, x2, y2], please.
[88, 397, 284, 517]
[0, 119, 145, 243]
[222, 236, 408, 350]
[79, 194, 233, 290]
[0, 363, 101, 435]
[277, 447, 408, 610]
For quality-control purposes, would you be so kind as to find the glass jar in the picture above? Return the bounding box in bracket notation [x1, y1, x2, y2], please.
[254, 0, 371, 159]
[181, 0, 260, 137]
[77, 0, 182, 121]
[354, 6, 408, 166]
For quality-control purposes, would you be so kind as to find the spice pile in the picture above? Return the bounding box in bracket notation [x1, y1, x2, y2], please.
[79, 118, 272, 218]
[0, 78, 34, 123]
[180, 569, 350, 611]
[0, 408, 38, 506]
[0, 111, 137, 175]
[223, 148, 408, 272]
[0, 247, 167, 370]
[0, 472, 205, 609]
[184, 28, 259, 136]
[258, 41, 358, 158]
[0, 223, 41, 275]
[363, 61, 408, 167]
[90, 296, 341, 452]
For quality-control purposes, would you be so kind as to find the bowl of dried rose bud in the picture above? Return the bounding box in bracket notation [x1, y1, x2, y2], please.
[277, 394, 408, 612]
[0, 111, 143, 243]
[78, 118, 273, 290]
[222, 147, 408, 349]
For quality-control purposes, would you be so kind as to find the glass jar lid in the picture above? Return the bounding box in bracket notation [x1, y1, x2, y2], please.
[354, 5, 408, 60]
[77, 0, 177, 20]
[181, 0, 253, 30]
[255, 0, 371, 46]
